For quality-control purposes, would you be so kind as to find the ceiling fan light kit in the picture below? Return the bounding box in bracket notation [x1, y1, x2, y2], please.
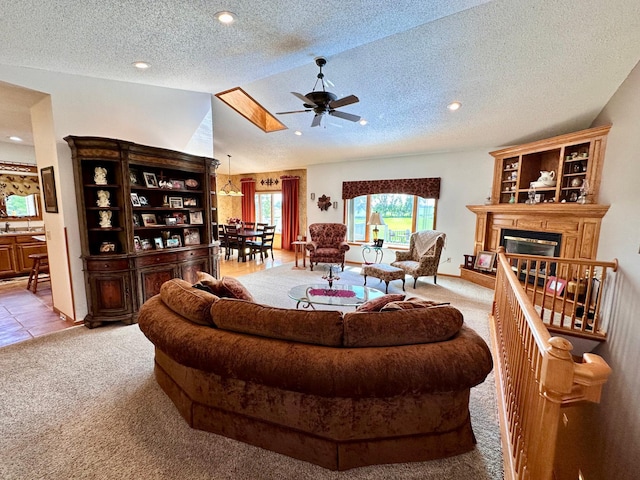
[276, 57, 361, 128]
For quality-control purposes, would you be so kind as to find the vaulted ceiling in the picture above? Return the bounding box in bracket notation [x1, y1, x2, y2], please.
[1, 0, 639, 173]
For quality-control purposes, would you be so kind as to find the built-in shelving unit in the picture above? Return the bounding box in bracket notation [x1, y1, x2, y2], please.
[491, 125, 610, 205]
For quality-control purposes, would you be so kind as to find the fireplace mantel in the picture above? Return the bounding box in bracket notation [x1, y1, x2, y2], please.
[467, 203, 610, 218]
[466, 203, 609, 260]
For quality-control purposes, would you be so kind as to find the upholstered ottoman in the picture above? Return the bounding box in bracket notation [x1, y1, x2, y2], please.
[362, 263, 405, 293]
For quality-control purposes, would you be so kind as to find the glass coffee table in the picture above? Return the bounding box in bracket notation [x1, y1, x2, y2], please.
[288, 284, 385, 309]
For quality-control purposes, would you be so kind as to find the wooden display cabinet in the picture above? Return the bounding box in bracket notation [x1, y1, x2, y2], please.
[67, 136, 220, 328]
[491, 125, 610, 205]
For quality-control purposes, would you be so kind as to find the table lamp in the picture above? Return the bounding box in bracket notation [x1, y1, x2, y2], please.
[367, 212, 385, 242]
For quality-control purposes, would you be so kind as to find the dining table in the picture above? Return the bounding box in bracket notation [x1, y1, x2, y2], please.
[230, 227, 264, 262]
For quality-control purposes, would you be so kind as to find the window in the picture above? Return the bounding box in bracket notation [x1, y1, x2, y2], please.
[255, 192, 282, 233]
[346, 194, 436, 245]
[3, 193, 39, 217]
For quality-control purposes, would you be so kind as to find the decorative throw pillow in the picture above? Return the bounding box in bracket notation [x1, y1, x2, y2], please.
[381, 299, 450, 311]
[199, 276, 255, 302]
[355, 293, 405, 312]
[196, 271, 217, 284]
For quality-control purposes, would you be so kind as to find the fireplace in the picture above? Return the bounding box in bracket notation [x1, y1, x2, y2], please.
[500, 229, 562, 281]
[500, 229, 562, 257]
[464, 204, 609, 289]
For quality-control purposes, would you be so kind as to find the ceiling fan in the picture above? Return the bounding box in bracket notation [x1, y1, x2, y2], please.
[276, 57, 361, 128]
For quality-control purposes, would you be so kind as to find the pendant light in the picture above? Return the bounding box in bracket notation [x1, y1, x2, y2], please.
[218, 155, 244, 196]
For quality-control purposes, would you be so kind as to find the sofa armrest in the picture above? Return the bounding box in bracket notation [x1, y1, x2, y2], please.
[339, 241, 350, 252]
[305, 241, 318, 252]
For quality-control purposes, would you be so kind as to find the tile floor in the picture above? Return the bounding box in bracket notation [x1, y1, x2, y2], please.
[0, 276, 76, 348]
[0, 248, 298, 349]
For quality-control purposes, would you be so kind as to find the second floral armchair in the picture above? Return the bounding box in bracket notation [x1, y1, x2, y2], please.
[305, 223, 350, 271]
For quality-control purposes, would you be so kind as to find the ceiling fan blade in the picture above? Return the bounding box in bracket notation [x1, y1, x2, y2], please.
[291, 92, 317, 106]
[275, 109, 312, 115]
[311, 114, 322, 127]
[329, 94, 359, 109]
[329, 110, 361, 122]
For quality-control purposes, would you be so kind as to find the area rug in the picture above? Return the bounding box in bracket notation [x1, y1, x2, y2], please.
[0, 263, 503, 479]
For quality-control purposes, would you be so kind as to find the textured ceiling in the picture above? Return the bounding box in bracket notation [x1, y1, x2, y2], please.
[1, 0, 639, 173]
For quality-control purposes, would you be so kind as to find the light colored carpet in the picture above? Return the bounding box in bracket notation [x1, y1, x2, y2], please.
[0, 263, 503, 479]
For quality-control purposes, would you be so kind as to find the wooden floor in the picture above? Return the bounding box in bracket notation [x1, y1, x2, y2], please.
[0, 248, 297, 348]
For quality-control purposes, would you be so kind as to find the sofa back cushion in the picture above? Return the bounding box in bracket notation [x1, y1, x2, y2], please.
[160, 278, 219, 326]
[211, 298, 344, 346]
[343, 305, 463, 347]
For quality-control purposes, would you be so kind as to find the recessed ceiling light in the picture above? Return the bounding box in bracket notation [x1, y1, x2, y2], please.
[294, 130, 302, 136]
[8, 136, 23, 142]
[215, 11, 236, 24]
[132, 61, 150, 70]
[447, 101, 462, 111]
[359, 119, 368, 126]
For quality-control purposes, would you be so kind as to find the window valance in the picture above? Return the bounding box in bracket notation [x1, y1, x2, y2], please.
[342, 177, 440, 200]
[0, 173, 40, 197]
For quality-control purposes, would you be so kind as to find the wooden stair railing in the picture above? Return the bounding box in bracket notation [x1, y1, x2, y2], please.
[491, 247, 612, 480]
[504, 252, 618, 342]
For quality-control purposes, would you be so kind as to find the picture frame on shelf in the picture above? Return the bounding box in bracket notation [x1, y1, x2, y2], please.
[141, 213, 157, 226]
[189, 211, 204, 225]
[129, 169, 140, 185]
[138, 195, 149, 206]
[185, 178, 199, 189]
[166, 237, 180, 248]
[132, 213, 141, 227]
[171, 179, 186, 190]
[40, 166, 59, 213]
[130, 193, 141, 207]
[183, 197, 197, 207]
[545, 276, 567, 296]
[143, 172, 159, 188]
[133, 236, 142, 251]
[169, 196, 183, 208]
[153, 237, 164, 249]
[474, 251, 496, 272]
[170, 234, 182, 247]
[183, 228, 200, 246]
[165, 217, 177, 226]
[172, 212, 187, 224]
[140, 238, 153, 251]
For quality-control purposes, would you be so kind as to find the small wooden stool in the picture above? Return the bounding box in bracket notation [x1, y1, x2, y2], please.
[362, 263, 406, 293]
[26, 253, 50, 294]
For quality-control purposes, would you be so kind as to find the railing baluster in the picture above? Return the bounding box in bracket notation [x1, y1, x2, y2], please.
[490, 248, 613, 480]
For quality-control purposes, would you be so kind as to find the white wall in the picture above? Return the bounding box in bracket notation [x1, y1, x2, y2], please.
[0, 65, 213, 321]
[306, 150, 494, 276]
[586, 61, 640, 480]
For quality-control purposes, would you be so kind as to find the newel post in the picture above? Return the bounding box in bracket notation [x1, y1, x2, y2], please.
[531, 336, 574, 479]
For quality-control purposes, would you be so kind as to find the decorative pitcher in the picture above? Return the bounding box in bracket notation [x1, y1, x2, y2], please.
[537, 170, 555, 185]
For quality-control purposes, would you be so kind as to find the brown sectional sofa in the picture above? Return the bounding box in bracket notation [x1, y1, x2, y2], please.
[138, 278, 493, 471]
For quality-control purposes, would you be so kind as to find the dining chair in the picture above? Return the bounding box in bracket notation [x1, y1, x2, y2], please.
[250, 225, 275, 262]
[224, 224, 241, 260]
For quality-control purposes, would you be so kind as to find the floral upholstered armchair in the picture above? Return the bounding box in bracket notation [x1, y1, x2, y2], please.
[391, 231, 446, 288]
[305, 223, 350, 271]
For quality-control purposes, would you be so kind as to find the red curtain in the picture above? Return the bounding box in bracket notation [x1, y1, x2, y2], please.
[280, 175, 299, 251]
[241, 178, 256, 223]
